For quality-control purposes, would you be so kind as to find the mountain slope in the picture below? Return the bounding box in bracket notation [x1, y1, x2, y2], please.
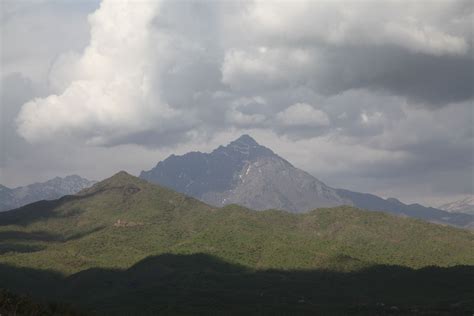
[1, 171, 473, 272]
[140, 135, 351, 212]
[439, 196, 474, 215]
[0, 175, 95, 212]
[1, 172, 473, 314]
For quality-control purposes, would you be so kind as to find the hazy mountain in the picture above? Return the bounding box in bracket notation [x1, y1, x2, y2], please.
[140, 135, 351, 212]
[336, 189, 474, 228]
[438, 196, 474, 215]
[141, 135, 473, 228]
[0, 175, 95, 212]
[1, 171, 473, 313]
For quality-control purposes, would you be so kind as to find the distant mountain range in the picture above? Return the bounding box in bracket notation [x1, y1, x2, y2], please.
[141, 134, 474, 229]
[335, 189, 473, 228]
[1, 171, 473, 314]
[438, 196, 474, 215]
[0, 175, 95, 212]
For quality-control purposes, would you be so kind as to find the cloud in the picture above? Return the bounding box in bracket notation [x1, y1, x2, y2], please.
[226, 0, 470, 56]
[221, 47, 315, 91]
[15, 0, 474, 146]
[221, 0, 473, 105]
[275, 103, 329, 127]
[16, 0, 186, 145]
[0, 0, 95, 84]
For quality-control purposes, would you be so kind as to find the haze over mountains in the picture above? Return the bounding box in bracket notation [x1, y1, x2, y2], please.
[0, 175, 95, 212]
[141, 135, 474, 229]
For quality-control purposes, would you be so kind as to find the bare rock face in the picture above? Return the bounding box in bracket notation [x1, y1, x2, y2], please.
[202, 156, 350, 212]
[140, 135, 350, 213]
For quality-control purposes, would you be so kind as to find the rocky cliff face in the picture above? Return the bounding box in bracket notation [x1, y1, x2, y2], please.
[140, 135, 350, 212]
[0, 175, 96, 212]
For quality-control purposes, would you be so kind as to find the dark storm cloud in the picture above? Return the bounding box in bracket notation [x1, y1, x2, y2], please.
[309, 45, 474, 107]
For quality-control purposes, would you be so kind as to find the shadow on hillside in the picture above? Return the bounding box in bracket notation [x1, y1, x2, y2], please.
[1, 253, 473, 315]
[0, 243, 45, 255]
[0, 190, 107, 227]
[0, 227, 105, 245]
[0, 230, 60, 241]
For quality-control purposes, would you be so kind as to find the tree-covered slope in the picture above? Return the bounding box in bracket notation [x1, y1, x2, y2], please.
[1, 171, 473, 274]
[0, 171, 473, 314]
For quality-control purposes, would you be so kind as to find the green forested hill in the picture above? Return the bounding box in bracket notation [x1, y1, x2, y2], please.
[0, 171, 473, 314]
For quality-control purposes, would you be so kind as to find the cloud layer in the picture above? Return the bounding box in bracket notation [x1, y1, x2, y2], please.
[14, 0, 474, 146]
[2, 0, 473, 204]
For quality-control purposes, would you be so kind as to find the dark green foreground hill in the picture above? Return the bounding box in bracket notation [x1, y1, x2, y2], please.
[1, 172, 473, 315]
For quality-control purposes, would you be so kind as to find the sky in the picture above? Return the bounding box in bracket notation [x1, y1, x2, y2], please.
[0, 0, 473, 206]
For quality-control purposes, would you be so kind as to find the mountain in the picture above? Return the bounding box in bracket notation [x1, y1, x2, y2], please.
[0, 171, 473, 314]
[438, 196, 474, 215]
[140, 134, 351, 213]
[336, 189, 474, 229]
[0, 175, 96, 212]
[140, 135, 474, 228]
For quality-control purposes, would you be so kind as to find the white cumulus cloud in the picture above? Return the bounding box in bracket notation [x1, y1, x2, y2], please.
[16, 0, 181, 145]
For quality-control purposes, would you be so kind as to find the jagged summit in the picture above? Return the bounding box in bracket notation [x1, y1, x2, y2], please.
[212, 134, 276, 162]
[230, 134, 260, 146]
[140, 135, 349, 212]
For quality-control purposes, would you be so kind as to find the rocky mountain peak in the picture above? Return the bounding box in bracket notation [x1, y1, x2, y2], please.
[230, 134, 260, 147]
[212, 135, 278, 163]
[140, 134, 347, 212]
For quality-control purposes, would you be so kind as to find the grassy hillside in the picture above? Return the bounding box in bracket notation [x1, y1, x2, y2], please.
[0, 171, 473, 314]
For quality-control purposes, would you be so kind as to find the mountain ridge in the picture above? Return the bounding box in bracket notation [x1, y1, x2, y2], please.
[140, 134, 473, 228]
[0, 175, 96, 212]
[336, 189, 474, 228]
[438, 196, 474, 215]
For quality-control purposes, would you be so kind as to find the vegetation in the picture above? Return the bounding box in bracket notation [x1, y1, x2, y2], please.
[0, 171, 473, 314]
[0, 289, 83, 316]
